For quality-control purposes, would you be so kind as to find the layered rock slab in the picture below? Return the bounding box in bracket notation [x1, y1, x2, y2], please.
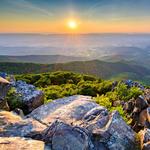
[0, 111, 47, 138]
[28, 95, 136, 150]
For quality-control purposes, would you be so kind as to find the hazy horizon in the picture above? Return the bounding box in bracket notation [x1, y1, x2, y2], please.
[0, 34, 150, 58]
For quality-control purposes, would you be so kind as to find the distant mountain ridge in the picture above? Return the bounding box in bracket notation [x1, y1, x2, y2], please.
[0, 55, 89, 64]
[0, 60, 150, 84]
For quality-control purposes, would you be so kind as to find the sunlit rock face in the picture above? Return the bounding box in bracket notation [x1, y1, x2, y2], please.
[0, 111, 47, 138]
[0, 95, 138, 150]
[0, 137, 45, 150]
[28, 95, 136, 150]
[12, 80, 44, 113]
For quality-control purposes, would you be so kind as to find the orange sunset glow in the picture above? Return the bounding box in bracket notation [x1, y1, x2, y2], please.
[0, 0, 150, 33]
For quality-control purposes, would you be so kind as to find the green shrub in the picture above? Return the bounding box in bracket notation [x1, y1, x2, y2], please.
[6, 87, 24, 110]
[78, 82, 97, 96]
[127, 86, 143, 100]
[94, 95, 112, 109]
[115, 82, 143, 101]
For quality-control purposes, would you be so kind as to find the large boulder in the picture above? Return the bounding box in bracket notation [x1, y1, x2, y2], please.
[0, 95, 138, 149]
[124, 95, 149, 132]
[28, 95, 137, 150]
[83, 111, 136, 150]
[0, 137, 45, 150]
[42, 120, 94, 150]
[12, 80, 44, 113]
[27, 95, 98, 125]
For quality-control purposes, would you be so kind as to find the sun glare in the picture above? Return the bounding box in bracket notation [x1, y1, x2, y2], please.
[68, 20, 78, 29]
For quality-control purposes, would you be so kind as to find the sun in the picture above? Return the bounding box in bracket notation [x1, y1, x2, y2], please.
[67, 20, 78, 29]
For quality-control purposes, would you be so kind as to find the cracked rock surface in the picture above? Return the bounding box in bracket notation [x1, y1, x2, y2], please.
[0, 95, 137, 150]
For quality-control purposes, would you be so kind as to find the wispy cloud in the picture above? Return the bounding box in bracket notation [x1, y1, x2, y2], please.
[4, 0, 53, 17]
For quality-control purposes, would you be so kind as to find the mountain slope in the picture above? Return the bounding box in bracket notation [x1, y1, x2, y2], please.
[0, 60, 150, 84]
[0, 55, 89, 64]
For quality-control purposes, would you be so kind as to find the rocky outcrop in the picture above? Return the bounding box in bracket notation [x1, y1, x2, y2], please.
[124, 93, 150, 132]
[123, 80, 145, 90]
[112, 80, 145, 91]
[0, 77, 10, 111]
[27, 95, 136, 150]
[27, 95, 98, 125]
[12, 81, 44, 113]
[0, 95, 138, 149]
[42, 120, 94, 150]
[0, 137, 45, 150]
[139, 128, 150, 150]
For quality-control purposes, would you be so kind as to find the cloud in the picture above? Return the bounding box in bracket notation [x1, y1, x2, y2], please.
[4, 0, 53, 17]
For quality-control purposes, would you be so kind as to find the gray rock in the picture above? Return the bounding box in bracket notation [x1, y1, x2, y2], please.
[143, 142, 150, 150]
[0, 95, 137, 150]
[27, 95, 97, 125]
[97, 111, 136, 150]
[123, 99, 134, 113]
[12, 80, 44, 113]
[0, 110, 47, 138]
[139, 128, 150, 150]
[134, 96, 148, 112]
[42, 120, 94, 150]
[12, 108, 25, 118]
[28, 95, 136, 150]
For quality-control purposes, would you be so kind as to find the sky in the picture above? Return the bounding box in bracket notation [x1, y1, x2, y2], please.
[0, 0, 150, 33]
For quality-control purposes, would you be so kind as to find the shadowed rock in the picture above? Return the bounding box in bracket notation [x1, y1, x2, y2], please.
[42, 120, 94, 150]
[0, 77, 10, 111]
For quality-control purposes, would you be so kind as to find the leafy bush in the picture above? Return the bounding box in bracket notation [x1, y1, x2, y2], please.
[95, 94, 112, 109]
[94, 81, 143, 123]
[114, 82, 143, 101]
[15, 72, 143, 115]
[94, 95, 128, 122]
[6, 87, 24, 110]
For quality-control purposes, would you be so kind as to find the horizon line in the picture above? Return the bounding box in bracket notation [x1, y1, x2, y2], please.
[1, 32, 150, 35]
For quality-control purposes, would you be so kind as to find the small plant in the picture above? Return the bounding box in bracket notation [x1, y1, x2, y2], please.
[6, 87, 24, 110]
[94, 94, 112, 109]
[109, 106, 129, 123]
